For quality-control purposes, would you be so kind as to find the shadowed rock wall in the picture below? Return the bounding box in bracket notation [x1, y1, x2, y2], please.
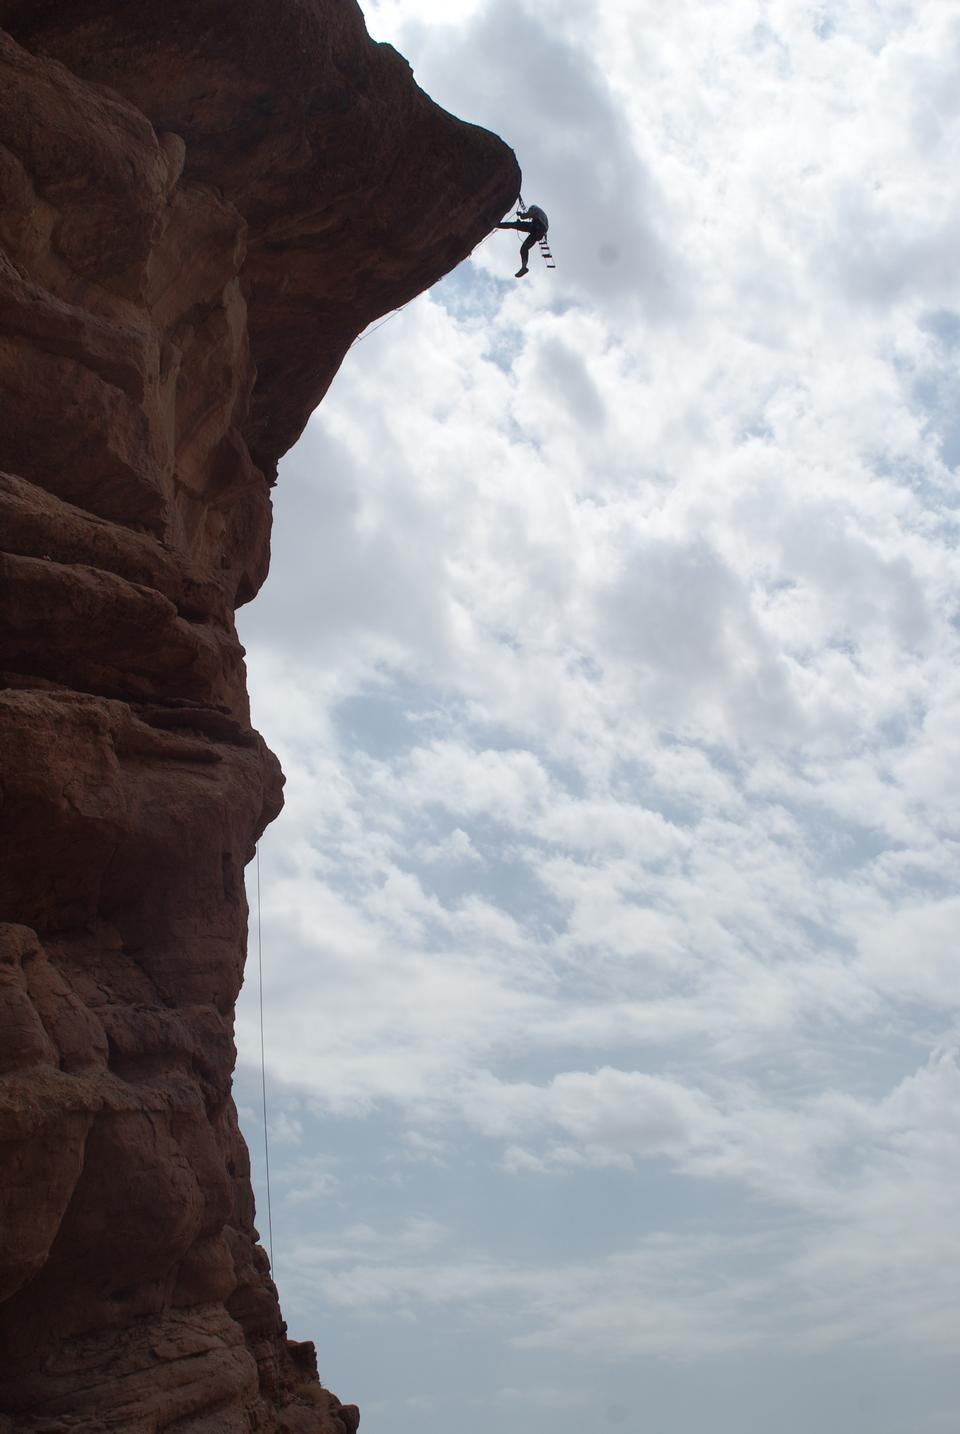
[0, 3, 519, 1427]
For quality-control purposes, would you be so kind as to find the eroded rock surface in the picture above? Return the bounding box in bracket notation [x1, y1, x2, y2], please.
[0, 3, 519, 1427]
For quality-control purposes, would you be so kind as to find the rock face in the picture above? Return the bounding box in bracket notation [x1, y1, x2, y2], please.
[0, 3, 519, 1427]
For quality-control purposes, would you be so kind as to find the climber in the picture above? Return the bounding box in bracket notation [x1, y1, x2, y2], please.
[497, 203, 549, 278]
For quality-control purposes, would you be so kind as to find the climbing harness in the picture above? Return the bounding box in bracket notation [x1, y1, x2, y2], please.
[255, 843, 275, 1272]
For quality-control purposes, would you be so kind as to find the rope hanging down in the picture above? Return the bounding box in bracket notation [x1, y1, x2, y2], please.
[255, 844, 275, 1272]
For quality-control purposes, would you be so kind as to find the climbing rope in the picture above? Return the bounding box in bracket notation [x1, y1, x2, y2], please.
[255, 843, 275, 1273]
[254, 848, 284, 1395]
[351, 303, 409, 347]
[348, 215, 512, 351]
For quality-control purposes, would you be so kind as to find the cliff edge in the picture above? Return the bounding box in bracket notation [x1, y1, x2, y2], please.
[0, 2, 519, 1428]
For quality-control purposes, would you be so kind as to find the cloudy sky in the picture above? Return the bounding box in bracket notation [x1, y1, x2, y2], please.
[235, 2, 960, 1430]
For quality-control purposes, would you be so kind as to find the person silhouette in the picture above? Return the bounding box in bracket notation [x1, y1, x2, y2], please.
[497, 204, 549, 277]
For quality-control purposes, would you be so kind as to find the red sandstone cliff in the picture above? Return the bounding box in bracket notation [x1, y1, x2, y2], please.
[0, 3, 519, 1427]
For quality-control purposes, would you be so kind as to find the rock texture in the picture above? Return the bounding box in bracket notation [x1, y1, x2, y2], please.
[0, 2, 519, 1427]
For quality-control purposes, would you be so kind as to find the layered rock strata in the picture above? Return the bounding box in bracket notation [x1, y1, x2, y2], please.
[0, 3, 519, 1427]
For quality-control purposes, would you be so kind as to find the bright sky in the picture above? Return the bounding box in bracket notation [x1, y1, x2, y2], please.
[235, 3, 960, 1431]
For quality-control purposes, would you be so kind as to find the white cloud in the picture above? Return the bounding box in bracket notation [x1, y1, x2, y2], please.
[416, 826, 483, 864]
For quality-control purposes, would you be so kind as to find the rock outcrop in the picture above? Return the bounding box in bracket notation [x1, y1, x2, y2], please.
[0, 2, 519, 1427]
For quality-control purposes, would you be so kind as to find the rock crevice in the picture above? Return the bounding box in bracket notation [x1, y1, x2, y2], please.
[0, 3, 518, 1427]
